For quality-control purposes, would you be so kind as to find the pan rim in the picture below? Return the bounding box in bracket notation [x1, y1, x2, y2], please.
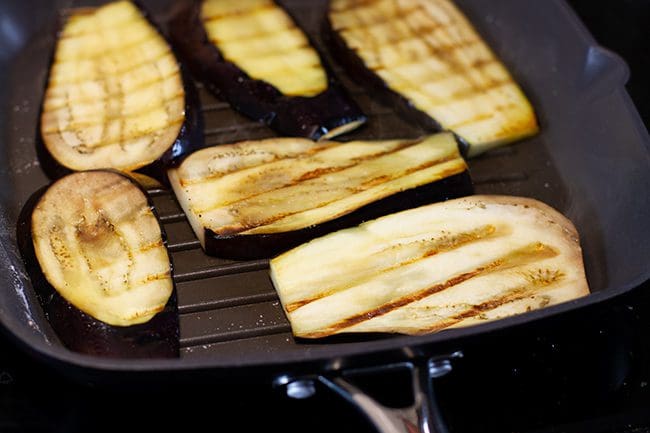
[1, 272, 648, 374]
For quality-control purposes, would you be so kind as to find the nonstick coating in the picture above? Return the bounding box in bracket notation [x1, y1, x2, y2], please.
[0, 0, 648, 376]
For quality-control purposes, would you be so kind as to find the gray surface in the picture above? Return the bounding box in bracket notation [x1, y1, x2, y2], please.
[0, 0, 648, 375]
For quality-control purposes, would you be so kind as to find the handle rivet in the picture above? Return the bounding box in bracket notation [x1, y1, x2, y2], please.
[428, 359, 453, 378]
[286, 379, 316, 399]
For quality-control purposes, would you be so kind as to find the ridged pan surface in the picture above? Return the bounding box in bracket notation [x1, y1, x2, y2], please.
[0, 0, 648, 372]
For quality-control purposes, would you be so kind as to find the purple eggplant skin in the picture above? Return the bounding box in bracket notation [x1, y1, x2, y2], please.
[203, 170, 473, 260]
[16, 171, 179, 359]
[37, 3, 205, 185]
[321, 16, 470, 155]
[168, 0, 367, 141]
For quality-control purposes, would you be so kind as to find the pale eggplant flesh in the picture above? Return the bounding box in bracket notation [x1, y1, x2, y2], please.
[17, 171, 178, 357]
[168, 133, 472, 260]
[327, 0, 539, 156]
[169, 0, 367, 140]
[270, 195, 590, 338]
[39, 1, 203, 181]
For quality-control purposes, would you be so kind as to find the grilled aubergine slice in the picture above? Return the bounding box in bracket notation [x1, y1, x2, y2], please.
[168, 133, 472, 259]
[327, 0, 539, 156]
[270, 195, 590, 338]
[169, 0, 366, 140]
[40, 1, 202, 179]
[17, 171, 178, 357]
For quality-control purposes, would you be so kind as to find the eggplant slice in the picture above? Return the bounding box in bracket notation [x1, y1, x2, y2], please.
[201, 0, 327, 96]
[40, 1, 202, 176]
[169, 0, 367, 140]
[18, 171, 178, 357]
[271, 195, 590, 338]
[327, 0, 539, 156]
[168, 133, 472, 259]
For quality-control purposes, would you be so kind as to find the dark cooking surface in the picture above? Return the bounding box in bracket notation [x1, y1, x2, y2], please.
[1, 0, 649, 432]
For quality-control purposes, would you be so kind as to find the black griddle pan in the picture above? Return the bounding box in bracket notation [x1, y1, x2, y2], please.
[0, 0, 649, 396]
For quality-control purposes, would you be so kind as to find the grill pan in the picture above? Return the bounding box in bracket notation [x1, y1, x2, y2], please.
[0, 0, 649, 421]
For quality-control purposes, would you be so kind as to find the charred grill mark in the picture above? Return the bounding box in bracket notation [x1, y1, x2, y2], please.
[400, 154, 460, 175]
[138, 240, 164, 253]
[422, 268, 566, 333]
[467, 58, 498, 71]
[304, 243, 559, 337]
[45, 117, 184, 152]
[307, 267, 488, 338]
[246, 166, 466, 233]
[43, 67, 185, 154]
[296, 166, 350, 182]
[58, 17, 143, 39]
[178, 143, 336, 186]
[352, 27, 475, 55]
[45, 70, 180, 109]
[522, 268, 566, 285]
[208, 152, 463, 234]
[135, 271, 172, 287]
[269, 42, 312, 57]
[126, 304, 166, 321]
[185, 138, 423, 187]
[43, 93, 184, 133]
[334, 0, 517, 123]
[330, 0, 381, 14]
[285, 299, 312, 313]
[114, 51, 126, 153]
[360, 174, 390, 188]
[338, 6, 435, 46]
[428, 163, 471, 180]
[354, 154, 459, 190]
[189, 139, 431, 211]
[60, 86, 86, 150]
[377, 58, 497, 91]
[97, 58, 110, 148]
[417, 79, 512, 110]
[202, 3, 275, 22]
[151, 52, 171, 147]
[395, 23, 487, 95]
[49, 51, 173, 87]
[206, 25, 300, 46]
[444, 101, 520, 129]
[55, 32, 159, 63]
[349, 9, 477, 60]
[285, 224, 500, 313]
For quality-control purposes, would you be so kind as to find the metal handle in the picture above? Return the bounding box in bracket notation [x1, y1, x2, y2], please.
[274, 351, 462, 433]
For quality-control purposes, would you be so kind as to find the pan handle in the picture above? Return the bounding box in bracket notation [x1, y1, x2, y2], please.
[274, 351, 462, 433]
